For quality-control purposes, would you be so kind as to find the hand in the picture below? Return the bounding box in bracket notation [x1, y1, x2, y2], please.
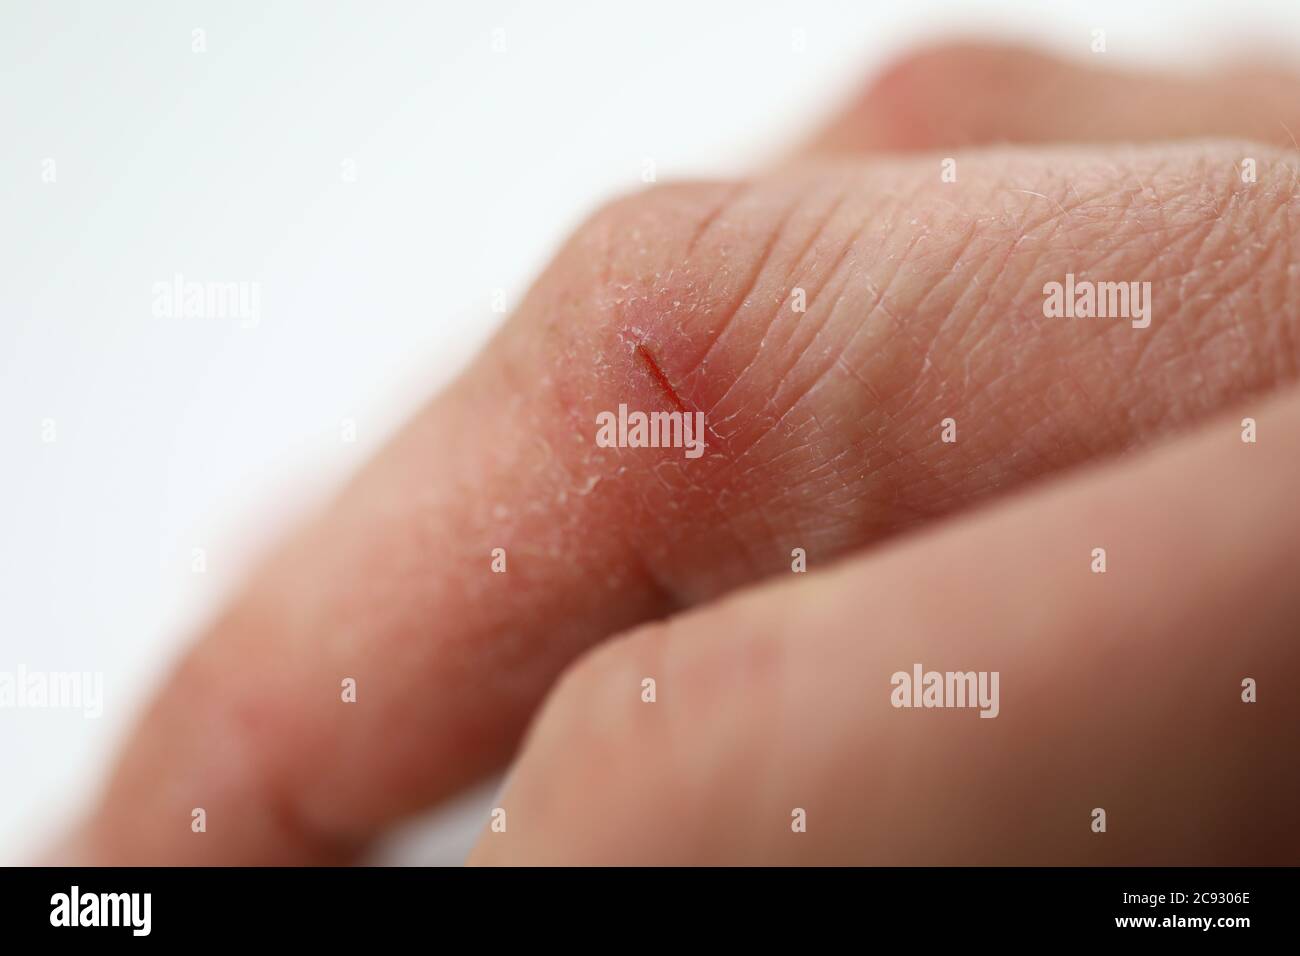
[68, 43, 1300, 865]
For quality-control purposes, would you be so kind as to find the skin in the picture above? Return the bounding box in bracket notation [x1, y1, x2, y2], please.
[470, 386, 1300, 865]
[64, 43, 1300, 865]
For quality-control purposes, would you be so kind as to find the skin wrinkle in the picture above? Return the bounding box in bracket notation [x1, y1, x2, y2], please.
[867, 227, 950, 361]
[834, 352, 891, 409]
[942, 341, 1064, 485]
[793, 406, 870, 517]
[703, 183, 861, 420]
[954, 351, 1072, 484]
[734, 269, 866, 461]
[1129, 176, 1292, 402]
[1099, 221, 1224, 390]
[704, 243, 855, 462]
[882, 264, 987, 425]
[1010, 188, 1083, 253]
[1123, 284, 1186, 384]
[783, 474, 872, 534]
[827, 418, 931, 534]
[696, 183, 857, 426]
[938, 217, 1040, 385]
[696, 411, 785, 561]
[689, 186, 808, 378]
[676, 335, 857, 574]
[684, 180, 750, 262]
[937, 267, 1015, 411]
[740, 427, 843, 525]
[741, 197, 926, 446]
[721, 167, 932, 434]
[717, 403, 878, 554]
[715, 220, 865, 428]
[883, 252, 996, 431]
[668, 366, 798, 582]
[778, 187, 852, 292]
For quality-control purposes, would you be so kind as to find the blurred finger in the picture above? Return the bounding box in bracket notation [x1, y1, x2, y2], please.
[801, 41, 1300, 155]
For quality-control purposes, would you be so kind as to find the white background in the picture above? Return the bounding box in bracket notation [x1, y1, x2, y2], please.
[2, 0, 1297, 864]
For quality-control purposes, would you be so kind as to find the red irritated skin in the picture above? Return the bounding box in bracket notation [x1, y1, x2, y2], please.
[77, 44, 1300, 865]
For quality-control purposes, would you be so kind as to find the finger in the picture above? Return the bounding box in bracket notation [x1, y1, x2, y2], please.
[801, 41, 1300, 155]
[472, 387, 1300, 865]
[83, 141, 1300, 863]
